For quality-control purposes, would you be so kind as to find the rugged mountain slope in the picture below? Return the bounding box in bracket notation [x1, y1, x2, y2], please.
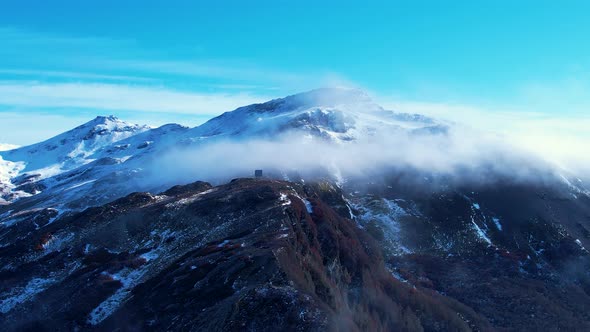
[0, 179, 494, 331]
[0, 120, 192, 213]
[1, 88, 590, 331]
[2, 115, 149, 174]
[346, 175, 590, 330]
[0, 116, 150, 205]
[1, 178, 589, 331]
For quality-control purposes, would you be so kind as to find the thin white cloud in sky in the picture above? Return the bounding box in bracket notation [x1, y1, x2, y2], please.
[0, 143, 19, 151]
[1, 26, 589, 176]
[0, 69, 154, 82]
[0, 27, 319, 90]
[103, 59, 312, 87]
[0, 81, 273, 114]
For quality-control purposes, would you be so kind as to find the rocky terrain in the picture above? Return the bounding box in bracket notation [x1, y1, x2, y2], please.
[1, 88, 590, 331]
[1, 177, 589, 331]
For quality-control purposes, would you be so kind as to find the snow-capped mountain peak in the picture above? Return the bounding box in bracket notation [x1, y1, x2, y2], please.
[188, 87, 442, 142]
[0, 88, 444, 207]
[259, 87, 379, 112]
[232, 87, 381, 116]
[0, 116, 150, 176]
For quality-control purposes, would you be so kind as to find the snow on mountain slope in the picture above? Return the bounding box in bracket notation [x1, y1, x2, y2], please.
[0, 156, 28, 204]
[0, 116, 150, 203]
[0, 88, 586, 217]
[186, 88, 446, 142]
[0, 115, 150, 177]
[90, 123, 190, 161]
[0, 145, 23, 203]
[0, 121, 193, 212]
[2, 89, 590, 331]
[0, 88, 451, 209]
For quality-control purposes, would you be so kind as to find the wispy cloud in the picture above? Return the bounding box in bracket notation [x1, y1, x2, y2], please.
[0, 26, 135, 54]
[0, 81, 273, 114]
[0, 143, 19, 151]
[378, 96, 590, 175]
[102, 59, 313, 87]
[0, 69, 153, 82]
[0, 26, 326, 91]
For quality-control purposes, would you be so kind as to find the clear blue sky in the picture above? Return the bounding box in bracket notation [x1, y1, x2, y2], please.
[1, 0, 590, 145]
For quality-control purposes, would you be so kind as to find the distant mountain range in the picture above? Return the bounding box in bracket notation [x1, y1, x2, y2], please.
[1, 88, 589, 331]
[0, 88, 452, 210]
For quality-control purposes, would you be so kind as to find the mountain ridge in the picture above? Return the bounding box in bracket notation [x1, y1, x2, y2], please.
[0, 88, 449, 209]
[1, 88, 590, 330]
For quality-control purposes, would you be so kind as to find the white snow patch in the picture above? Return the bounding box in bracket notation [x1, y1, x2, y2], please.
[0, 277, 55, 313]
[65, 179, 96, 191]
[117, 155, 133, 163]
[167, 188, 216, 207]
[302, 199, 313, 213]
[472, 203, 480, 210]
[341, 196, 355, 219]
[41, 232, 74, 253]
[87, 268, 146, 325]
[471, 217, 492, 245]
[352, 198, 410, 255]
[217, 240, 230, 248]
[492, 217, 503, 231]
[391, 270, 409, 284]
[279, 193, 291, 206]
[140, 250, 160, 261]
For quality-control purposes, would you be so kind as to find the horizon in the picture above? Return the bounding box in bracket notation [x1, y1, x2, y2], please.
[1, 1, 589, 170]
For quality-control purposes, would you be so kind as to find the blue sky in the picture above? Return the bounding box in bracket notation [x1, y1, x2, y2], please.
[1, 0, 590, 158]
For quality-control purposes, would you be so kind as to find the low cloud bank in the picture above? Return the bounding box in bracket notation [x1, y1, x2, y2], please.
[150, 128, 572, 190]
[381, 98, 590, 178]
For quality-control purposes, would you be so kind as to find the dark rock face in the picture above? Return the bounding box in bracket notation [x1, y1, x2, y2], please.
[0, 179, 479, 331]
[346, 176, 590, 331]
[1, 178, 589, 331]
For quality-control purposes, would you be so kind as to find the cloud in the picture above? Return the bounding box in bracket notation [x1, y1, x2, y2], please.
[0, 26, 330, 91]
[150, 128, 561, 190]
[0, 81, 273, 115]
[377, 97, 590, 176]
[0, 143, 19, 151]
[104, 59, 312, 87]
[0, 80, 279, 145]
[0, 26, 135, 56]
[0, 69, 154, 82]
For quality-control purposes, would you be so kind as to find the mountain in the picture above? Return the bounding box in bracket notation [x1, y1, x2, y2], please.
[3, 115, 150, 173]
[0, 116, 150, 204]
[1, 88, 590, 331]
[187, 87, 444, 142]
[1, 178, 589, 331]
[0, 88, 448, 212]
[0, 179, 493, 331]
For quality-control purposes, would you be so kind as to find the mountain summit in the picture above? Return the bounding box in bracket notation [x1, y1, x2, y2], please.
[190, 87, 440, 141]
[2, 115, 150, 174]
